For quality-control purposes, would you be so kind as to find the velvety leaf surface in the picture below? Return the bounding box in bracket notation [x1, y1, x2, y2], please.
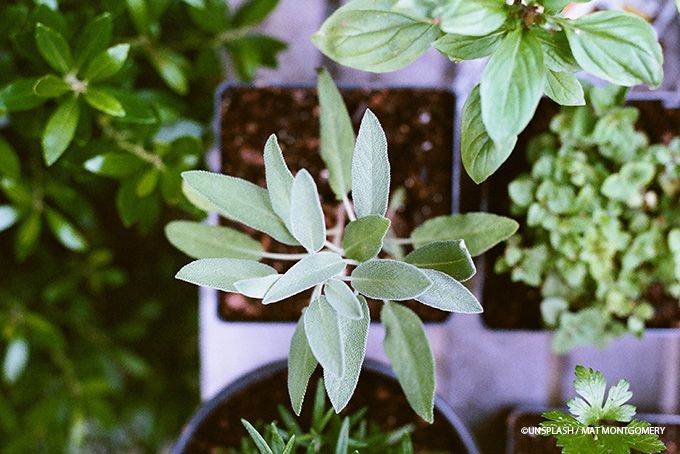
[351, 259, 431, 300]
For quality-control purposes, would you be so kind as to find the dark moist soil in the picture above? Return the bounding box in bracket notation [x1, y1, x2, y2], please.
[475, 99, 680, 330]
[218, 86, 455, 322]
[508, 412, 680, 454]
[181, 367, 467, 453]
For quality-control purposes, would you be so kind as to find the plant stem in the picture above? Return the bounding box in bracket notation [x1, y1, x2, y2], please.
[324, 241, 345, 255]
[341, 194, 356, 222]
[343, 259, 360, 266]
[384, 238, 413, 245]
[259, 251, 308, 261]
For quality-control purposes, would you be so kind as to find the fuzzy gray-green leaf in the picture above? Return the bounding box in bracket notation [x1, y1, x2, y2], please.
[234, 274, 281, 298]
[288, 316, 318, 415]
[351, 259, 432, 300]
[324, 278, 363, 320]
[304, 296, 345, 377]
[318, 68, 354, 199]
[415, 269, 482, 313]
[263, 252, 346, 304]
[352, 110, 390, 219]
[176, 258, 276, 292]
[263, 134, 294, 228]
[404, 240, 475, 282]
[165, 220, 264, 259]
[182, 171, 298, 245]
[290, 169, 326, 253]
[342, 215, 390, 262]
[381, 301, 434, 423]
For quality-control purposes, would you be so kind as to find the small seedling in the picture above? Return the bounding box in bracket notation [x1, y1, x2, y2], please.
[167, 69, 518, 421]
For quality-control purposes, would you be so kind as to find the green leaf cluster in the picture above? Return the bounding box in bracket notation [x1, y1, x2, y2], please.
[313, 0, 664, 183]
[233, 380, 444, 454]
[495, 86, 680, 352]
[541, 365, 666, 454]
[167, 70, 518, 422]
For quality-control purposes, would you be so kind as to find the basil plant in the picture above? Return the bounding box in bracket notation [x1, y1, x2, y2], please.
[166, 70, 518, 422]
[313, 0, 664, 184]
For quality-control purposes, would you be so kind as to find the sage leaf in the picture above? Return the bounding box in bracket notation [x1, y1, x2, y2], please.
[234, 274, 281, 298]
[241, 420, 274, 454]
[351, 259, 431, 300]
[562, 11, 663, 88]
[263, 134, 294, 228]
[352, 110, 390, 219]
[433, 31, 503, 61]
[481, 28, 546, 143]
[182, 170, 298, 245]
[544, 71, 585, 106]
[381, 301, 434, 423]
[35, 23, 73, 74]
[324, 296, 369, 412]
[33, 75, 71, 98]
[43, 96, 80, 165]
[411, 213, 519, 257]
[304, 296, 345, 378]
[324, 278, 363, 320]
[3, 338, 29, 384]
[318, 68, 354, 199]
[461, 85, 517, 184]
[415, 269, 482, 313]
[404, 240, 475, 282]
[262, 252, 346, 304]
[165, 220, 263, 259]
[176, 258, 276, 292]
[82, 44, 130, 82]
[342, 215, 390, 262]
[288, 317, 318, 415]
[290, 169, 326, 253]
[312, 1, 439, 72]
[436, 0, 507, 37]
[44, 208, 88, 252]
[83, 88, 125, 117]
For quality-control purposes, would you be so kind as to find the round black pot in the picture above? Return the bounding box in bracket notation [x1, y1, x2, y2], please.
[173, 359, 480, 454]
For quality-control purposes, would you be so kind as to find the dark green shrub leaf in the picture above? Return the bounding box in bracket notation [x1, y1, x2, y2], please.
[0, 78, 46, 112]
[460, 84, 517, 184]
[0, 205, 19, 232]
[82, 44, 130, 82]
[35, 23, 73, 74]
[187, 0, 230, 34]
[342, 215, 390, 262]
[562, 11, 663, 88]
[241, 419, 274, 454]
[165, 220, 264, 259]
[324, 278, 363, 320]
[83, 153, 144, 178]
[304, 296, 345, 378]
[262, 252, 346, 304]
[33, 74, 71, 98]
[263, 134, 294, 229]
[290, 169, 325, 253]
[352, 109, 390, 219]
[74, 13, 113, 69]
[104, 89, 157, 125]
[3, 338, 29, 384]
[351, 259, 432, 300]
[0, 138, 20, 181]
[234, 0, 278, 27]
[544, 71, 585, 106]
[433, 31, 503, 61]
[148, 47, 189, 95]
[83, 88, 125, 117]
[175, 258, 276, 292]
[381, 301, 434, 423]
[44, 208, 88, 252]
[436, 0, 507, 36]
[411, 213, 519, 257]
[228, 35, 287, 81]
[125, 0, 152, 36]
[288, 317, 318, 415]
[415, 269, 482, 313]
[15, 211, 42, 260]
[42, 96, 80, 165]
[404, 240, 475, 282]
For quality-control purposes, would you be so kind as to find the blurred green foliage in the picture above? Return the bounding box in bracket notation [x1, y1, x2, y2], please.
[0, 0, 284, 451]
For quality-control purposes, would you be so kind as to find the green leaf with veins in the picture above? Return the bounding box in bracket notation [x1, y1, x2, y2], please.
[290, 169, 326, 253]
[351, 259, 431, 300]
[433, 30, 504, 61]
[342, 215, 390, 262]
[404, 240, 475, 281]
[175, 258, 277, 292]
[567, 366, 635, 425]
[324, 278, 363, 320]
[352, 109, 390, 219]
[435, 0, 508, 37]
[304, 296, 345, 377]
[415, 269, 482, 313]
[42, 96, 80, 165]
[35, 23, 73, 74]
[263, 134, 294, 229]
[262, 252, 346, 304]
[288, 317, 318, 416]
[544, 71, 585, 106]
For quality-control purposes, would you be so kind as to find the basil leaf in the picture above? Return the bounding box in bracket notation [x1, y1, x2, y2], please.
[182, 170, 298, 245]
[33, 74, 70, 98]
[42, 96, 80, 165]
[415, 269, 482, 313]
[263, 134, 294, 229]
[82, 44, 130, 82]
[481, 28, 546, 143]
[562, 11, 663, 88]
[381, 301, 434, 423]
[324, 278, 363, 320]
[433, 30, 503, 61]
[352, 109, 390, 219]
[288, 316, 318, 416]
[304, 296, 345, 377]
[544, 71, 585, 106]
[436, 0, 507, 37]
[83, 88, 125, 117]
[318, 67, 354, 199]
[165, 220, 264, 259]
[35, 23, 73, 74]
[313, 1, 439, 72]
[351, 259, 432, 300]
[290, 169, 326, 253]
[404, 240, 475, 282]
[175, 258, 277, 292]
[262, 252, 346, 304]
[411, 213, 519, 256]
[460, 84, 517, 184]
[342, 215, 390, 262]
[535, 28, 579, 72]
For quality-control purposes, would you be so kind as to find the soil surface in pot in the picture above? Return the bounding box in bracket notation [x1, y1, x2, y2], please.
[218, 86, 455, 322]
[508, 412, 679, 454]
[474, 99, 680, 330]
[181, 367, 468, 453]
